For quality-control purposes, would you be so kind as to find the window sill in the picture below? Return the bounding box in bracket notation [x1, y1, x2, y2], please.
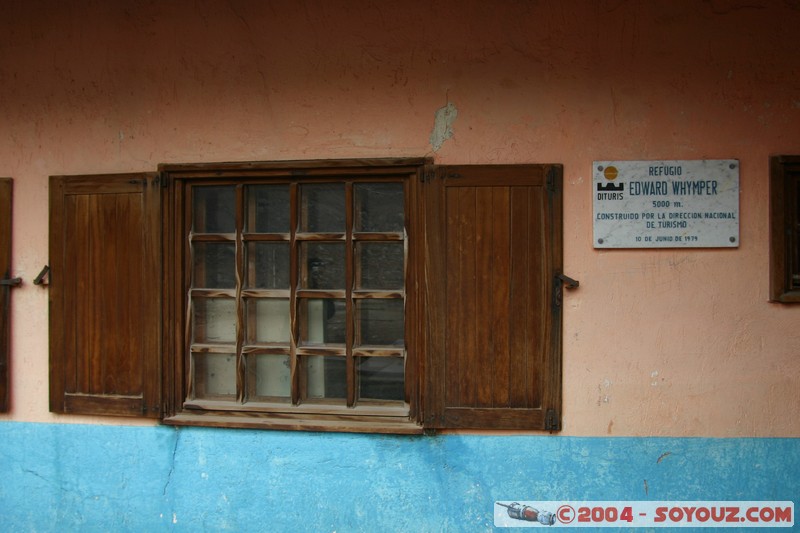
[770, 289, 800, 303]
[163, 410, 423, 435]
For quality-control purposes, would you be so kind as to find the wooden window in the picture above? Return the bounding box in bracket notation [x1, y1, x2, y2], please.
[0, 178, 12, 412]
[162, 160, 421, 433]
[423, 165, 564, 430]
[49, 174, 161, 417]
[48, 160, 565, 433]
[770, 156, 800, 303]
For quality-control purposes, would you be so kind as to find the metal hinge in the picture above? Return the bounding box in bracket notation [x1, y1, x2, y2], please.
[156, 173, 169, 189]
[145, 404, 162, 416]
[546, 166, 557, 192]
[421, 166, 435, 183]
[553, 273, 579, 308]
[556, 273, 580, 290]
[544, 408, 560, 431]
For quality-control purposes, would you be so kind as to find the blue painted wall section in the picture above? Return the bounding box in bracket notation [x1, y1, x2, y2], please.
[0, 422, 797, 532]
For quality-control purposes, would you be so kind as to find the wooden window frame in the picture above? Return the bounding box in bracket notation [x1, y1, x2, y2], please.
[769, 155, 800, 303]
[161, 159, 424, 434]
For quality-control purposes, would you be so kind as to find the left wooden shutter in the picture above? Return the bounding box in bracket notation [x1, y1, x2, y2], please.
[0, 178, 13, 412]
[49, 173, 161, 417]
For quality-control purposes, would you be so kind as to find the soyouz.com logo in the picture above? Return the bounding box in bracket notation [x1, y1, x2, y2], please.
[494, 501, 794, 528]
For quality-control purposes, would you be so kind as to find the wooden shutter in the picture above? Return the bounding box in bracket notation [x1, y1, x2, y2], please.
[769, 156, 800, 302]
[423, 165, 563, 430]
[0, 179, 12, 412]
[49, 173, 161, 417]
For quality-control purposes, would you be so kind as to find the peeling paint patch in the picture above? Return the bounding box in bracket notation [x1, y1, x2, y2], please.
[597, 378, 612, 406]
[429, 102, 458, 152]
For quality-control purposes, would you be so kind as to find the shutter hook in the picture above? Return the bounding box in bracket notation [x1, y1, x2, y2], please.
[33, 265, 50, 286]
[556, 273, 579, 290]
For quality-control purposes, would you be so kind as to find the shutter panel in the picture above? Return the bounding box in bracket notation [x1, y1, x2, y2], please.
[49, 173, 161, 417]
[424, 165, 563, 430]
[769, 156, 800, 302]
[0, 179, 12, 412]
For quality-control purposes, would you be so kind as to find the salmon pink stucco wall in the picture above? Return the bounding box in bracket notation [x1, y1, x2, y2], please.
[1, 0, 799, 437]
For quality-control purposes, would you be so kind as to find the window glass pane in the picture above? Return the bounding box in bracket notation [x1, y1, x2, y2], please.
[245, 298, 290, 344]
[248, 354, 291, 400]
[300, 183, 345, 232]
[356, 299, 404, 346]
[300, 242, 345, 289]
[246, 242, 289, 289]
[358, 356, 404, 401]
[299, 299, 345, 345]
[357, 242, 404, 289]
[193, 298, 236, 344]
[193, 242, 236, 288]
[304, 355, 346, 399]
[193, 186, 236, 233]
[183, 173, 412, 416]
[246, 184, 290, 233]
[193, 352, 236, 399]
[354, 183, 404, 232]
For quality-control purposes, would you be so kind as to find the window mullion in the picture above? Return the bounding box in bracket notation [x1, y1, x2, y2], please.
[345, 181, 355, 407]
[235, 184, 245, 403]
[289, 182, 300, 404]
[185, 186, 196, 401]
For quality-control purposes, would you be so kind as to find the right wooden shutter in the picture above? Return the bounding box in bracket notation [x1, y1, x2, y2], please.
[423, 165, 563, 430]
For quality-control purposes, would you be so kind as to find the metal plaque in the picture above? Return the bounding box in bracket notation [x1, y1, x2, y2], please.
[593, 160, 739, 248]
